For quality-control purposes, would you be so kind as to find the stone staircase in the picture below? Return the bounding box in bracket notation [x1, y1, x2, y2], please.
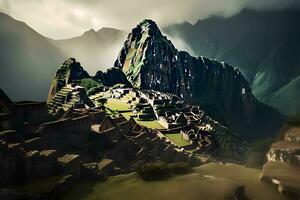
[48, 86, 90, 114]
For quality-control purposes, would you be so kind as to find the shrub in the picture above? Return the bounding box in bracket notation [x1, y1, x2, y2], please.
[112, 83, 125, 89]
[137, 162, 170, 181]
[78, 78, 103, 91]
[87, 85, 104, 96]
[137, 162, 191, 181]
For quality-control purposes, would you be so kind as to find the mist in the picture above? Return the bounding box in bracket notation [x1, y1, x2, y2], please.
[1, 0, 299, 39]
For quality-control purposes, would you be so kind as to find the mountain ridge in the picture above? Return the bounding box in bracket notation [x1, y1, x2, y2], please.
[115, 19, 286, 139]
[163, 8, 300, 116]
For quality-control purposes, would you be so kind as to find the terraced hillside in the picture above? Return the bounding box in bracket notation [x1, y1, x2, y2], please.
[48, 58, 90, 102]
[47, 85, 94, 114]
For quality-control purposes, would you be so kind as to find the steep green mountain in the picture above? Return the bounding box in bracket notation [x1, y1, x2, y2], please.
[0, 12, 65, 101]
[115, 19, 286, 140]
[50, 28, 126, 74]
[164, 9, 300, 116]
[270, 76, 300, 117]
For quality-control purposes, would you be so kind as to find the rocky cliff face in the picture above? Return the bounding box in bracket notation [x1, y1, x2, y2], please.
[94, 67, 132, 87]
[47, 58, 90, 102]
[115, 19, 285, 139]
[164, 9, 300, 117]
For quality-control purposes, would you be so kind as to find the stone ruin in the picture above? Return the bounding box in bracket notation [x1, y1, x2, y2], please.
[261, 126, 300, 198]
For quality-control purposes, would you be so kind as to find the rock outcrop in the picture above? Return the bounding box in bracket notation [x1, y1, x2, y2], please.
[94, 67, 132, 87]
[47, 58, 90, 102]
[261, 124, 300, 198]
[0, 89, 12, 112]
[115, 19, 285, 140]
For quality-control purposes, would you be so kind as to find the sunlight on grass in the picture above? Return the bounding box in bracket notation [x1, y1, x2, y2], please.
[136, 120, 164, 129]
[105, 99, 130, 111]
[121, 111, 164, 129]
[165, 133, 190, 147]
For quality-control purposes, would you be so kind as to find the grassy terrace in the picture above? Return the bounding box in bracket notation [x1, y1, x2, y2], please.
[104, 99, 130, 111]
[122, 111, 164, 129]
[60, 163, 287, 200]
[165, 133, 191, 147]
[136, 120, 164, 129]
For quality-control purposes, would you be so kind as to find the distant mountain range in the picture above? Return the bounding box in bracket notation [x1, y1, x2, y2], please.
[50, 28, 126, 74]
[0, 12, 64, 101]
[0, 12, 126, 101]
[164, 9, 300, 117]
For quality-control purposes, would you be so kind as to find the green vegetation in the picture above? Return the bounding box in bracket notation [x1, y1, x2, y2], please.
[122, 111, 164, 129]
[104, 99, 130, 111]
[137, 162, 191, 181]
[78, 78, 103, 95]
[105, 108, 119, 117]
[112, 83, 126, 89]
[87, 86, 103, 96]
[136, 120, 164, 129]
[165, 133, 190, 147]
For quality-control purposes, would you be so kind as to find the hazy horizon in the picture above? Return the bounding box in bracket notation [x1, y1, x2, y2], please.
[1, 0, 300, 39]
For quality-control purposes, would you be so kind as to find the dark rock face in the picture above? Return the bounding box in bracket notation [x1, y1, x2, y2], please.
[47, 58, 89, 102]
[164, 9, 300, 116]
[0, 89, 12, 112]
[94, 67, 132, 87]
[115, 19, 285, 140]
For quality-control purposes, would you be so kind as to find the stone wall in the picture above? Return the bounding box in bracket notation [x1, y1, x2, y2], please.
[25, 150, 58, 179]
[0, 113, 15, 131]
[58, 154, 81, 179]
[10, 102, 49, 124]
[0, 141, 25, 186]
[39, 115, 91, 135]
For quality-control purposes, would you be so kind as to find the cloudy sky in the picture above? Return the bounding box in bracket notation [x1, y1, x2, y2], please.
[0, 0, 299, 39]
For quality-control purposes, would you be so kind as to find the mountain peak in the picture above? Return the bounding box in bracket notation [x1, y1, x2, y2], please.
[82, 28, 97, 37]
[134, 19, 162, 36]
[114, 19, 285, 139]
[139, 19, 157, 27]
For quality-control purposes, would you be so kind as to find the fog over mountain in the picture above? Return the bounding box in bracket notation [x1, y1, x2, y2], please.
[50, 28, 127, 74]
[0, 0, 299, 39]
[0, 12, 126, 101]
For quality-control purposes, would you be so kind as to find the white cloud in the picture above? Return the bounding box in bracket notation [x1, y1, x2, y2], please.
[0, 0, 299, 39]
